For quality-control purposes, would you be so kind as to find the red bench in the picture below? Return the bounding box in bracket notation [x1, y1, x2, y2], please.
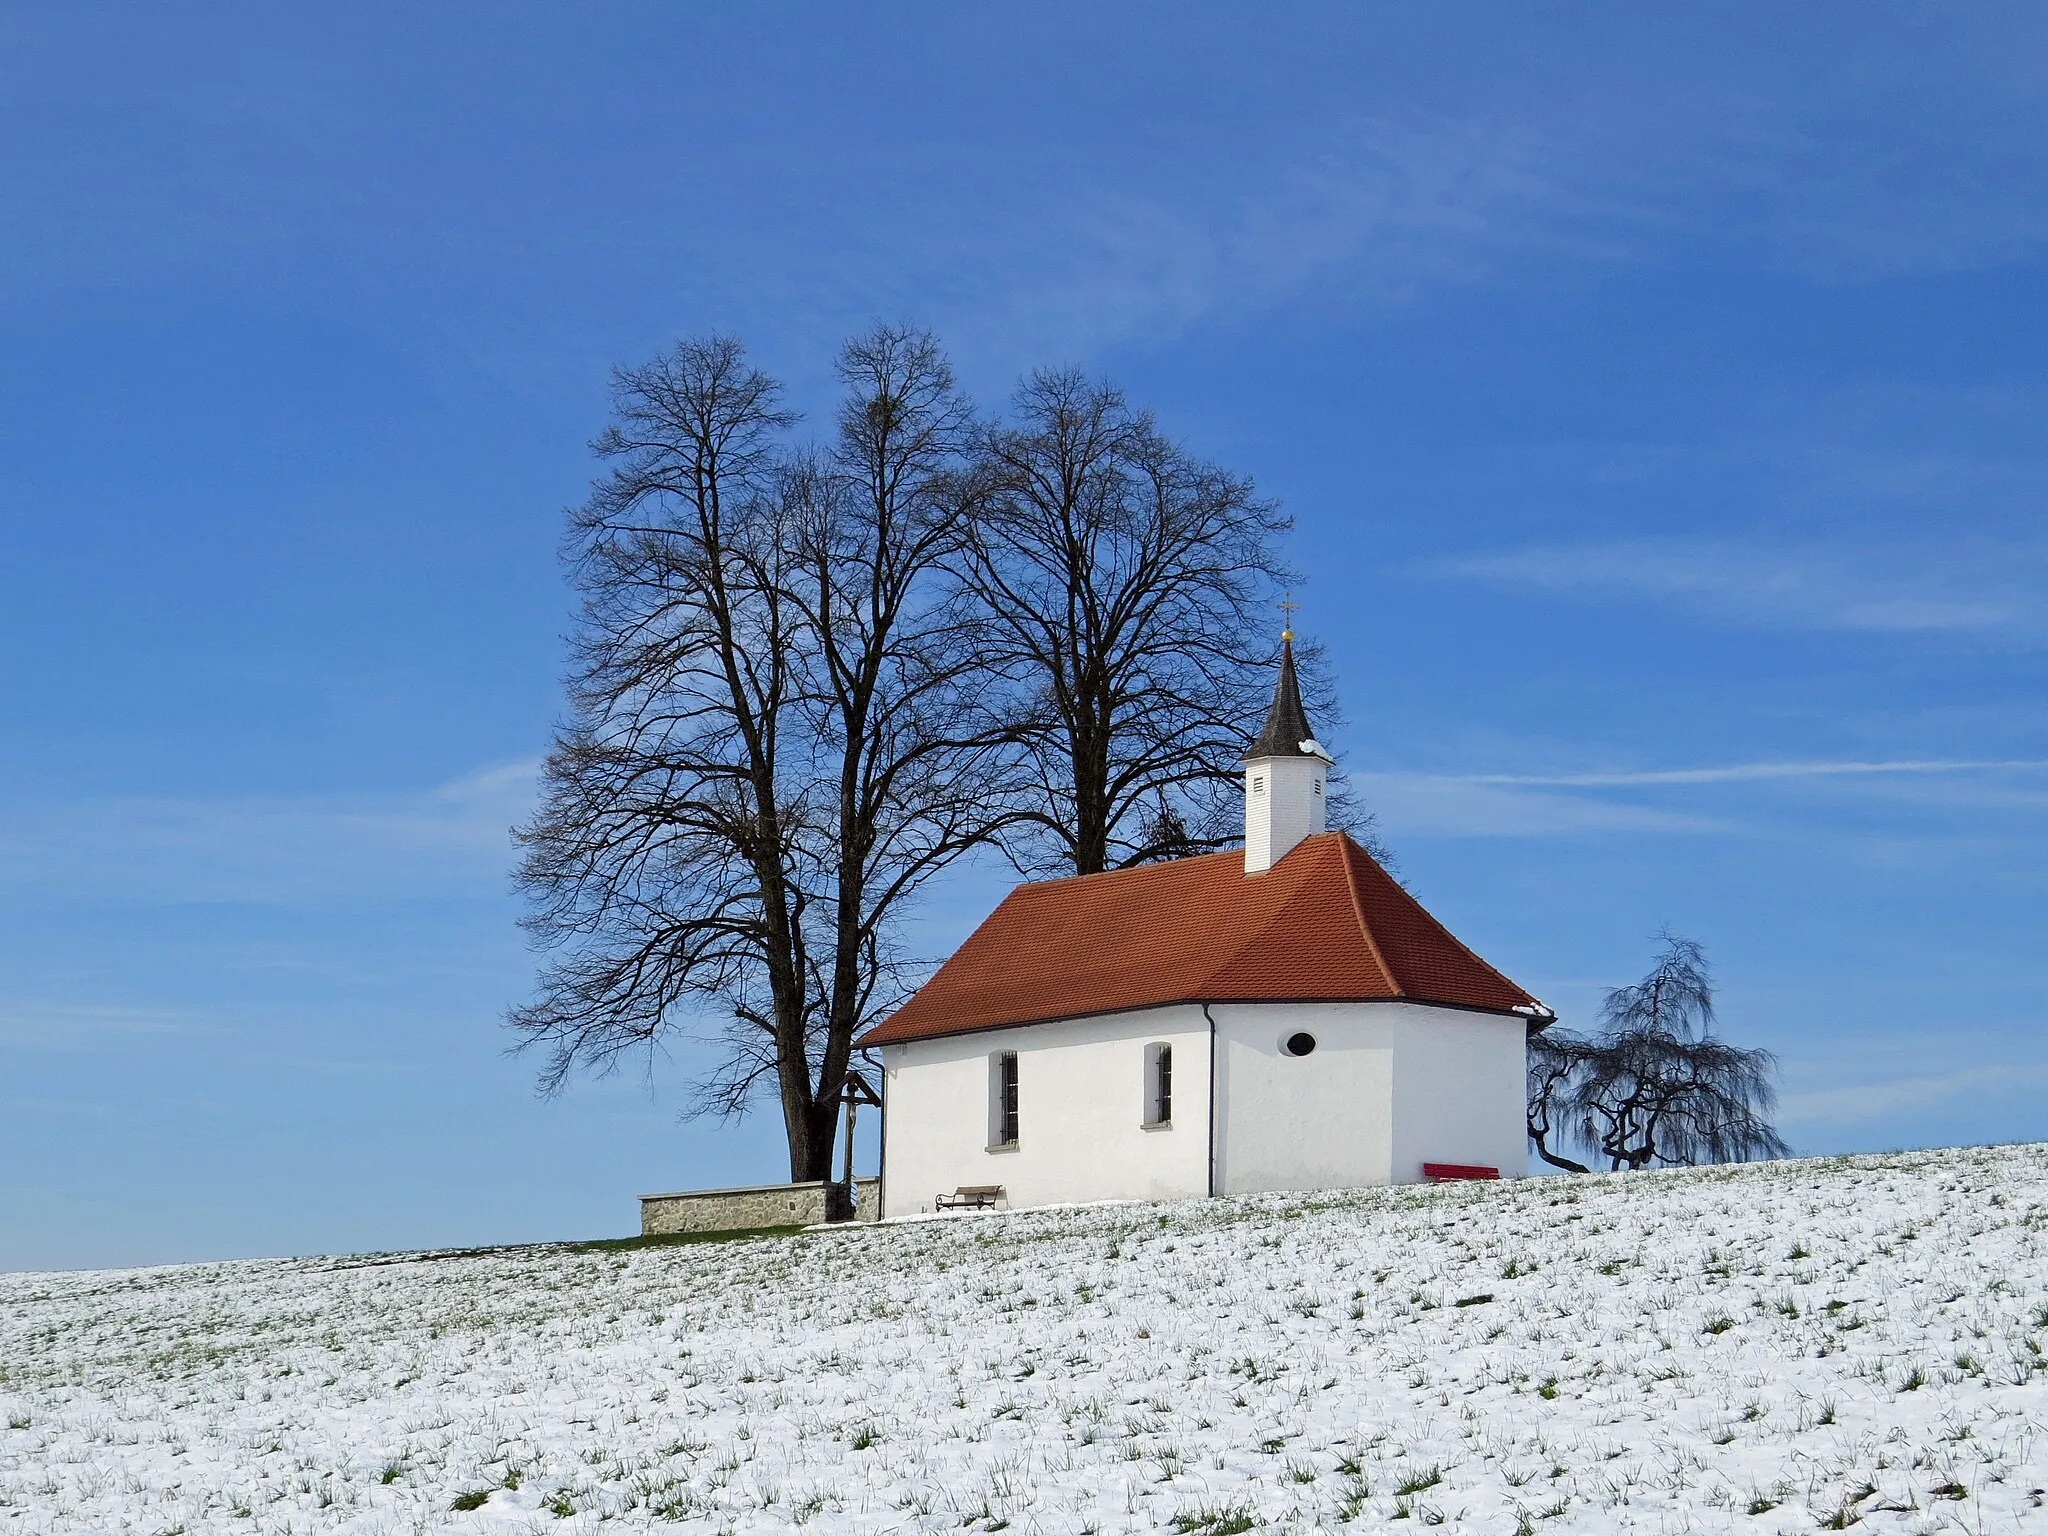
[1423, 1163, 1500, 1182]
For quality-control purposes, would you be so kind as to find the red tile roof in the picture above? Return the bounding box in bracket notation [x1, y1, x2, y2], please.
[859, 832, 1544, 1046]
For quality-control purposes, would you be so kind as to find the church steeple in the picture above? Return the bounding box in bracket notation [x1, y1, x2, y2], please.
[1245, 634, 1321, 761]
[1243, 621, 1331, 874]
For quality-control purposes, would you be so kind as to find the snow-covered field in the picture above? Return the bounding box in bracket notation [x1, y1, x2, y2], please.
[4, 1146, 2046, 1534]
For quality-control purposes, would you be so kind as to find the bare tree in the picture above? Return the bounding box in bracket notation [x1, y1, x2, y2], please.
[963, 368, 1311, 876]
[1526, 933, 1790, 1173]
[758, 325, 1002, 1172]
[513, 336, 804, 1123]
[1525, 1025, 1592, 1174]
[511, 329, 997, 1184]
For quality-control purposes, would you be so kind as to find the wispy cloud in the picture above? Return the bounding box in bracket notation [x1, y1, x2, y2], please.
[1430, 540, 2047, 635]
[1000, 113, 1618, 353]
[953, 43, 2048, 358]
[1353, 757, 2048, 839]
[0, 760, 538, 905]
[1446, 759, 2048, 788]
[1349, 772, 1726, 839]
[1780, 1064, 2048, 1127]
[0, 1001, 208, 1051]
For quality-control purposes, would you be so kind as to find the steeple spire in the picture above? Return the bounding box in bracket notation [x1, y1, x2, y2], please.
[1242, 618, 1332, 874]
[1245, 634, 1320, 762]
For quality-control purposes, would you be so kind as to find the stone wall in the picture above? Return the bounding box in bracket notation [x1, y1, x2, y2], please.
[640, 1177, 880, 1237]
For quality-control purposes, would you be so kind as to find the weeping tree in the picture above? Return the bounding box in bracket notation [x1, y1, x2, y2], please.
[1525, 1025, 1592, 1174]
[511, 328, 1001, 1183]
[1527, 933, 1789, 1173]
[962, 368, 1324, 875]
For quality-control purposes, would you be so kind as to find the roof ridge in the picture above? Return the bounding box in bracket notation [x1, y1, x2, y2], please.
[1193, 834, 1394, 1001]
[1012, 846, 1242, 894]
[1334, 832, 1400, 996]
[1339, 836, 1532, 1004]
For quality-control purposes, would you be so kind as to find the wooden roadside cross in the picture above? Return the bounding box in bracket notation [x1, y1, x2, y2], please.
[836, 1070, 882, 1219]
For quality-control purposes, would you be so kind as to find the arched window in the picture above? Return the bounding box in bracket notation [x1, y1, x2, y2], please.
[1143, 1042, 1173, 1126]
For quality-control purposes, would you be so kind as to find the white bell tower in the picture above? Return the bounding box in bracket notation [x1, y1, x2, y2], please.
[1243, 623, 1331, 874]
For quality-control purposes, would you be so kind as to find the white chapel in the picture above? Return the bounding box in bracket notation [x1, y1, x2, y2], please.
[859, 636, 1552, 1217]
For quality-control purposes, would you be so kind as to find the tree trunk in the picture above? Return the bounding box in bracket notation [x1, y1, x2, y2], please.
[1528, 1130, 1589, 1175]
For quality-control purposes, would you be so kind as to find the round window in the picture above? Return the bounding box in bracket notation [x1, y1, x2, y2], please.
[1283, 1031, 1318, 1058]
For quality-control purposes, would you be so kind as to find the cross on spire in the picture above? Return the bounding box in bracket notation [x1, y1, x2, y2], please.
[1278, 592, 1299, 642]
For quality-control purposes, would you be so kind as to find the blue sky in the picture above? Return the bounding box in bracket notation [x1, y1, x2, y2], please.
[4, 4, 2046, 1271]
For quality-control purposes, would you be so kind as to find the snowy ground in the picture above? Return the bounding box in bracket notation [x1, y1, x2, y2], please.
[3, 1146, 2046, 1534]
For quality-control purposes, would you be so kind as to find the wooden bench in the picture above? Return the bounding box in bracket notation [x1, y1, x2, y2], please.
[935, 1185, 1004, 1211]
[1422, 1163, 1500, 1182]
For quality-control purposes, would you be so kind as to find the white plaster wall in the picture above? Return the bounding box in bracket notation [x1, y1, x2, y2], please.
[1244, 755, 1326, 873]
[1212, 1002, 1392, 1194]
[879, 1007, 1212, 1218]
[1385, 1004, 1530, 1183]
[1213, 1001, 1526, 1193]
